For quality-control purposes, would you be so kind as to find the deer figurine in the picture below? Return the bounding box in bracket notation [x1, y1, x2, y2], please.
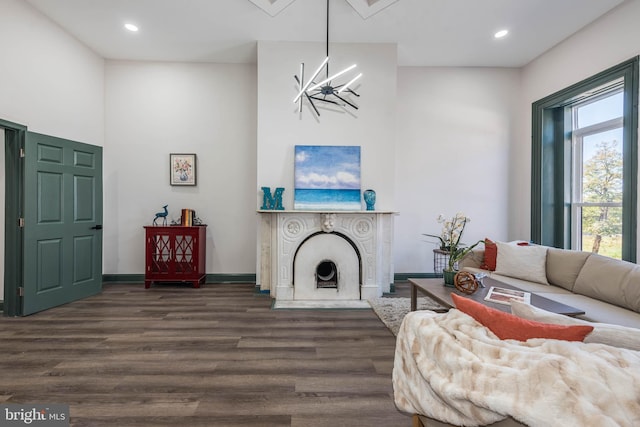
[153, 205, 168, 226]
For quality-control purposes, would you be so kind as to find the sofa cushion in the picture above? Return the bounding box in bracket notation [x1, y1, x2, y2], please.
[510, 300, 640, 351]
[479, 238, 497, 271]
[546, 248, 591, 291]
[458, 269, 573, 295]
[451, 293, 593, 341]
[574, 254, 640, 313]
[459, 249, 484, 270]
[494, 242, 549, 285]
[534, 291, 640, 328]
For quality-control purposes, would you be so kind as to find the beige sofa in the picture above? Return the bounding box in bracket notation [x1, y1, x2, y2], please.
[398, 245, 640, 427]
[459, 245, 640, 328]
[395, 307, 640, 427]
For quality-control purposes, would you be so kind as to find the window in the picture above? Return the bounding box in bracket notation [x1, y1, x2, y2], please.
[531, 57, 638, 262]
[571, 89, 623, 258]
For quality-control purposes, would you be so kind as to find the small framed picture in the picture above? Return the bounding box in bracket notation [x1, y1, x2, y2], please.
[170, 153, 197, 186]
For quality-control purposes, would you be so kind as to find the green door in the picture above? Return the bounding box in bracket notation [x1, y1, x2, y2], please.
[22, 132, 103, 315]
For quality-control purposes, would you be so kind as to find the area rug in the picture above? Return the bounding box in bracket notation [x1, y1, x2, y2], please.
[368, 297, 445, 336]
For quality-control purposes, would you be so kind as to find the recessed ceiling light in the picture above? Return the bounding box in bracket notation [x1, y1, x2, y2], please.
[494, 29, 509, 39]
[124, 23, 139, 32]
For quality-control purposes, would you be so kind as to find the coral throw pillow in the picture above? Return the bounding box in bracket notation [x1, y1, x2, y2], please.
[480, 238, 497, 271]
[451, 293, 593, 342]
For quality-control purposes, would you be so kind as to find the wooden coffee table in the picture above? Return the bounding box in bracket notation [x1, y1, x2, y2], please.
[409, 277, 585, 316]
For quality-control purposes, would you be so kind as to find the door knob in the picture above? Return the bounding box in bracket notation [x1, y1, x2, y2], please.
[91, 225, 103, 230]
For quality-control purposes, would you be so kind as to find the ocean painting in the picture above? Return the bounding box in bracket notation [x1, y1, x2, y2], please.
[294, 145, 361, 210]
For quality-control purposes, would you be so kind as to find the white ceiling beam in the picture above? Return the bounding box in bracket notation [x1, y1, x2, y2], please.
[248, 0, 297, 17]
[345, 0, 399, 19]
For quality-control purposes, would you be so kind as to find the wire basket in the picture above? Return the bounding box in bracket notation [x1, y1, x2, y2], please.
[433, 248, 458, 274]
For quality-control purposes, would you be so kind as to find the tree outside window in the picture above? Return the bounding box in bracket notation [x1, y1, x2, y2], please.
[579, 140, 623, 257]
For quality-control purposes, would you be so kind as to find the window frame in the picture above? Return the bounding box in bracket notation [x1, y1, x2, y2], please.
[531, 57, 639, 262]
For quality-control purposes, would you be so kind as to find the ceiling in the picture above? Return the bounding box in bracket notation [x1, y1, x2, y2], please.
[25, 0, 626, 67]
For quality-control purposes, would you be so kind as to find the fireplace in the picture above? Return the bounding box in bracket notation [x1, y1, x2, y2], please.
[293, 231, 360, 300]
[257, 211, 395, 307]
[316, 261, 338, 289]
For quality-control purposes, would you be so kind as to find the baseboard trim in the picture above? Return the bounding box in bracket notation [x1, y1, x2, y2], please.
[207, 274, 257, 283]
[102, 273, 437, 285]
[102, 274, 257, 284]
[102, 274, 144, 283]
[393, 273, 442, 281]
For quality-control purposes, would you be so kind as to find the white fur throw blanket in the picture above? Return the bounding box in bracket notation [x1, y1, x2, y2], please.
[393, 310, 640, 427]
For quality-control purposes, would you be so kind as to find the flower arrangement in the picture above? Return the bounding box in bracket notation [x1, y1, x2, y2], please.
[424, 213, 483, 272]
[173, 158, 192, 181]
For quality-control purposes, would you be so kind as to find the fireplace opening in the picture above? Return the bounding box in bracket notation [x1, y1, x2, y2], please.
[316, 260, 338, 289]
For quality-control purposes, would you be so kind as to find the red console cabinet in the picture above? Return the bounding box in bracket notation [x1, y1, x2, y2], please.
[144, 225, 206, 288]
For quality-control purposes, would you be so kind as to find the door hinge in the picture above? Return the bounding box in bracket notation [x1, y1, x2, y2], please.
[18, 218, 25, 228]
[18, 287, 24, 297]
[19, 148, 25, 158]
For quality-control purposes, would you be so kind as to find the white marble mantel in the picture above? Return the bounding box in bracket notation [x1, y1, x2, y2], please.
[257, 210, 396, 303]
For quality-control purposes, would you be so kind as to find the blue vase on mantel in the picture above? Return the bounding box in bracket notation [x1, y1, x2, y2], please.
[363, 189, 376, 211]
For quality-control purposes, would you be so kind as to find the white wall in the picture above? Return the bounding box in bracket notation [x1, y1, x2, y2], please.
[6, 0, 637, 281]
[515, 0, 640, 246]
[104, 61, 257, 274]
[256, 41, 397, 211]
[0, 0, 102, 302]
[0, 0, 104, 145]
[255, 41, 519, 274]
[395, 67, 520, 273]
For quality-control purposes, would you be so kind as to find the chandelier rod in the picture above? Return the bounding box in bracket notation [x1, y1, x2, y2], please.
[326, 0, 329, 79]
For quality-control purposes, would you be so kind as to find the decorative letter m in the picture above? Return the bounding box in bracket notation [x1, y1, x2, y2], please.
[261, 187, 284, 210]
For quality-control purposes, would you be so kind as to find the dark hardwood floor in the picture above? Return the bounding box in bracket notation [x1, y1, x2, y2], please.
[1, 282, 413, 426]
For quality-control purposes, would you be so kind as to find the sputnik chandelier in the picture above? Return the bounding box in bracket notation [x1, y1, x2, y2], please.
[292, 0, 362, 117]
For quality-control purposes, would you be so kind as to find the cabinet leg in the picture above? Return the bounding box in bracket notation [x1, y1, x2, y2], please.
[193, 281, 200, 289]
[145, 280, 151, 289]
